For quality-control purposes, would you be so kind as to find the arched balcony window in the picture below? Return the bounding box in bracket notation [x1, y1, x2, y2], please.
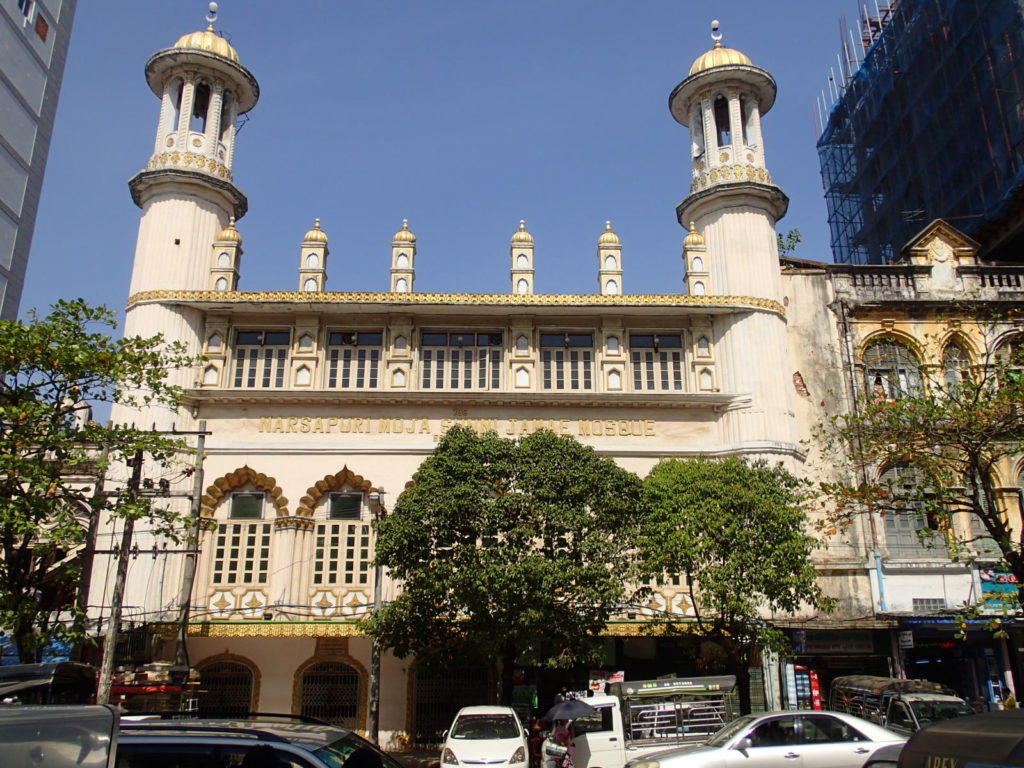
[191, 80, 211, 133]
[879, 465, 948, 560]
[713, 95, 731, 147]
[220, 90, 234, 142]
[863, 339, 923, 399]
[169, 78, 184, 134]
[941, 342, 971, 392]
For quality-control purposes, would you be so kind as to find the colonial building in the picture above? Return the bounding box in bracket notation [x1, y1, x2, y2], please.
[89, 13, 1022, 741]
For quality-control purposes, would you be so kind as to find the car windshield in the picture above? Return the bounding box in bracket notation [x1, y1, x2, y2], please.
[910, 700, 975, 723]
[705, 715, 758, 747]
[451, 715, 521, 739]
[314, 732, 406, 768]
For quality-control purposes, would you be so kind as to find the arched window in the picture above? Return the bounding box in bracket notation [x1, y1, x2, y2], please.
[879, 465, 948, 560]
[995, 333, 1023, 383]
[306, 253, 319, 268]
[713, 95, 731, 147]
[191, 80, 211, 133]
[396, 253, 409, 268]
[604, 255, 617, 270]
[300, 661, 360, 727]
[219, 90, 234, 142]
[169, 78, 184, 134]
[605, 279, 618, 295]
[691, 255, 704, 272]
[607, 335, 620, 353]
[313, 491, 369, 588]
[690, 106, 705, 159]
[692, 281, 706, 296]
[517, 253, 529, 268]
[218, 252, 231, 267]
[739, 95, 750, 145]
[304, 277, 318, 292]
[395, 277, 408, 293]
[517, 278, 529, 294]
[215, 276, 229, 291]
[197, 659, 254, 716]
[863, 339, 923, 399]
[942, 342, 970, 392]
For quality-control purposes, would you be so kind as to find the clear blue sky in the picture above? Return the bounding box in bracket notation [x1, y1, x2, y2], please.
[22, 1, 859, 317]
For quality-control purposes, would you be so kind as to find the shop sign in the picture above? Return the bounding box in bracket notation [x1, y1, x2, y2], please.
[898, 630, 914, 650]
[980, 570, 1020, 614]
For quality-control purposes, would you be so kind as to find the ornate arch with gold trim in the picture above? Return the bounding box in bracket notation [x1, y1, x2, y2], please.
[296, 466, 374, 517]
[201, 465, 289, 518]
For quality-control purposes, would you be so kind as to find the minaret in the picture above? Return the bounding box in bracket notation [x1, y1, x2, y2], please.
[682, 222, 709, 295]
[669, 20, 787, 300]
[597, 221, 622, 295]
[510, 220, 535, 295]
[390, 220, 416, 292]
[118, 5, 259, 428]
[209, 217, 242, 291]
[299, 219, 329, 292]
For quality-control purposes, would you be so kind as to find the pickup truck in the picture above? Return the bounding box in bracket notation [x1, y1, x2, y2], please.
[545, 675, 737, 768]
[828, 675, 975, 736]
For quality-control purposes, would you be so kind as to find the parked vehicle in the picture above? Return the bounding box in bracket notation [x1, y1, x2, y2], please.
[544, 676, 737, 768]
[623, 710, 905, 768]
[0, 707, 402, 768]
[0, 704, 116, 768]
[896, 710, 1024, 768]
[441, 705, 529, 768]
[0, 661, 96, 705]
[828, 675, 974, 736]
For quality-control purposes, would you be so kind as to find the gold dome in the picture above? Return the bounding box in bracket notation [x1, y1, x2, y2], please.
[303, 218, 328, 244]
[598, 221, 621, 246]
[217, 216, 243, 244]
[684, 222, 705, 248]
[511, 220, 534, 245]
[173, 25, 240, 64]
[689, 40, 752, 76]
[393, 219, 416, 243]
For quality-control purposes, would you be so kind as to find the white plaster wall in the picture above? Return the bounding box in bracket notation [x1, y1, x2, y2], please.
[696, 203, 783, 302]
[883, 570, 976, 613]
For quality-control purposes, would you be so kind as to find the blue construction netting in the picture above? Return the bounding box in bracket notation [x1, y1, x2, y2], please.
[818, 0, 1024, 264]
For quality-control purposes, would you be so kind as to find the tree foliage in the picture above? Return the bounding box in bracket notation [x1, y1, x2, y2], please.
[366, 425, 643, 702]
[814, 324, 1024, 618]
[776, 228, 803, 258]
[638, 457, 828, 713]
[0, 300, 197, 661]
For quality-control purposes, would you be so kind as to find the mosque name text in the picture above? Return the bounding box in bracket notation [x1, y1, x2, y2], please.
[256, 416, 657, 438]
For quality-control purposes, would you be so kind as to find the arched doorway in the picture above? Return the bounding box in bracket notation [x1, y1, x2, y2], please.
[299, 661, 361, 727]
[197, 659, 255, 716]
[413, 662, 489, 746]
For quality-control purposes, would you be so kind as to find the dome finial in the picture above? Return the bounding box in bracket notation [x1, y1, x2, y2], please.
[511, 220, 534, 245]
[598, 220, 621, 245]
[710, 19, 722, 47]
[393, 219, 416, 243]
[303, 218, 329, 244]
[206, 1, 219, 31]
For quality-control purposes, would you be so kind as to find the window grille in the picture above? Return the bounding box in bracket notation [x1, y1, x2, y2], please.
[300, 662, 360, 728]
[912, 597, 946, 613]
[329, 493, 362, 520]
[230, 492, 264, 520]
[540, 333, 593, 390]
[420, 332, 503, 390]
[326, 331, 382, 389]
[197, 660, 254, 717]
[630, 334, 684, 391]
[213, 522, 271, 585]
[232, 330, 290, 388]
[880, 467, 948, 560]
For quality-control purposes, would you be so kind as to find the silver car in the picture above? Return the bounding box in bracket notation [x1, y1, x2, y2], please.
[625, 711, 904, 768]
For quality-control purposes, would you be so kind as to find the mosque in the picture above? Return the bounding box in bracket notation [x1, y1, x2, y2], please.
[91, 8, 1023, 740]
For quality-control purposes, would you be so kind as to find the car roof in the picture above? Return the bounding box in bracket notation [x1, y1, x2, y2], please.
[454, 706, 519, 717]
[119, 717, 352, 750]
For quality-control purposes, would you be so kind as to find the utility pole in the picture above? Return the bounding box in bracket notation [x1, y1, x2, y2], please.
[367, 489, 385, 742]
[72, 432, 111, 663]
[173, 420, 206, 680]
[96, 449, 143, 705]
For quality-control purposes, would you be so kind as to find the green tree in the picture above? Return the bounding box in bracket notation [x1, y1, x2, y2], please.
[366, 425, 643, 703]
[638, 457, 828, 714]
[0, 300, 196, 661]
[776, 227, 802, 257]
[814, 325, 1024, 618]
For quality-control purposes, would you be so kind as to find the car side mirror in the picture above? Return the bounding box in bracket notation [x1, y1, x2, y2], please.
[735, 738, 753, 754]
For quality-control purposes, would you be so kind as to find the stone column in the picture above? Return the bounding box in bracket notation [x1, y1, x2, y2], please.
[177, 74, 196, 156]
[207, 82, 225, 162]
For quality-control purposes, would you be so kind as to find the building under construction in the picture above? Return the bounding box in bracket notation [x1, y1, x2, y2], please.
[818, 0, 1024, 264]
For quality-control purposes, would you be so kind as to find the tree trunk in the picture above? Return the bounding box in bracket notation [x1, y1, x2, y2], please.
[734, 662, 752, 715]
[498, 646, 516, 706]
[15, 615, 39, 663]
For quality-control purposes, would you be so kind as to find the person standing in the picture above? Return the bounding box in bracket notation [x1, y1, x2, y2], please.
[1001, 686, 1018, 709]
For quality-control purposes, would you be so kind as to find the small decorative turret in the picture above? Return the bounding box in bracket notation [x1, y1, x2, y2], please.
[209, 216, 242, 291]
[299, 219, 328, 292]
[597, 221, 622, 295]
[510, 220, 535, 295]
[682, 222, 709, 295]
[390, 219, 416, 292]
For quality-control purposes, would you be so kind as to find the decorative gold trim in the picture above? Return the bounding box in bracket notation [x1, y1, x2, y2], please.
[127, 289, 785, 315]
[188, 621, 367, 637]
[201, 465, 289, 518]
[298, 467, 376, 518]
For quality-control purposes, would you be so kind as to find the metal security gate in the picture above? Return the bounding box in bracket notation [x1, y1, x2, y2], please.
[300, 661, 360, 727]
[197, 660, 254, 716]
[414, 664, 489, 746]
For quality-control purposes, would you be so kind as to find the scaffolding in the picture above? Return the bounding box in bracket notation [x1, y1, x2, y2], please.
[818, 0, 1024, 264]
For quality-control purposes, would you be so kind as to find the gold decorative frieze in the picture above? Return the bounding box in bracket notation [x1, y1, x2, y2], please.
[127, 289, 784, 315]
[690, 165, 772, 194]
[186, 621, 367, 638]
[147, 151, 233, 181]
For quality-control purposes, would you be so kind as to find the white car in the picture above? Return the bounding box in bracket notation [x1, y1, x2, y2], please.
[442, 705, 529, 768]
[625, 710, 905, 768]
